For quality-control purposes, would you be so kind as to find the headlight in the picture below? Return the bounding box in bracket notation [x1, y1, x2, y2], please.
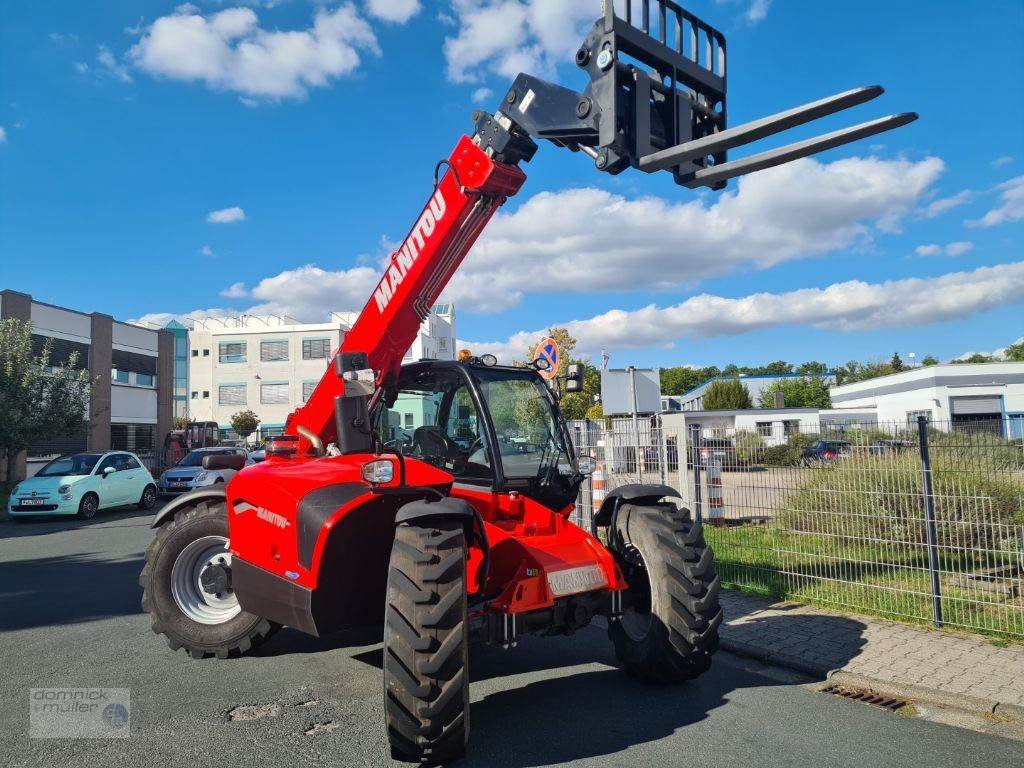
[58, 484, 71, 494]
[194, 471, 209, 483]
[361, 459, 394, 484]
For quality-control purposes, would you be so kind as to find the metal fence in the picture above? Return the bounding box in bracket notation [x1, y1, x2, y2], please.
[571, 415, 1024, 638]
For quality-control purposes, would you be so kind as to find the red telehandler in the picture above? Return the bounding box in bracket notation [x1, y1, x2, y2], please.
[141, 2, 915, 762]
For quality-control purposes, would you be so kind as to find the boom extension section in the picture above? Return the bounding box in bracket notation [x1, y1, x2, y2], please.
[286, 0, 916, 454]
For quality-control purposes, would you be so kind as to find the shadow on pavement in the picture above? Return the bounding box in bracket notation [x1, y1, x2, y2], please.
[0, 552, 145, 631]
[0, 506, 157, 538]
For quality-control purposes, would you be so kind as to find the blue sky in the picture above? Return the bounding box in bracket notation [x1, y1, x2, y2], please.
[1, 0, 1022, 369]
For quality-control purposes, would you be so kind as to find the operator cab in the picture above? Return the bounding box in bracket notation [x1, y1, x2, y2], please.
[375, 360, 584, 509]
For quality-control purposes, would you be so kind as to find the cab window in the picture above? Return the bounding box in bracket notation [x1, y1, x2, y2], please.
[377, 369, 492, 482]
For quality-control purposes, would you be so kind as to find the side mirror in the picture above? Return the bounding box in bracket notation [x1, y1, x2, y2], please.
[565, 363, 584, 393]
[202, 453, 246, 471]
[577, 455, 596, 476]
[102, 466, 116, 477]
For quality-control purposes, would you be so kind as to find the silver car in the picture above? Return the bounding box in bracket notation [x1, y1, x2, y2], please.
[158, 447, 250, 496]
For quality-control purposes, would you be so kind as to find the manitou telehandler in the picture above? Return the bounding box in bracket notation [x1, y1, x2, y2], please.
[141, 1, 915, 762]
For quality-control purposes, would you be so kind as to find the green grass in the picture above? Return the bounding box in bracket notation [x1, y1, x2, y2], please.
[705, 524, 1024, 642]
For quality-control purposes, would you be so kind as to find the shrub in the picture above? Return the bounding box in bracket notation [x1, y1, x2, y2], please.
[734, 430, 765, 464]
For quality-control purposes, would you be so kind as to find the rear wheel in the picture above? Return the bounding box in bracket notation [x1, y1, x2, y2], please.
[608, 502, 721, 682]
[137, 484, 158, 510]
[384, 518, 469, 764]
[140, 498, 279, 659]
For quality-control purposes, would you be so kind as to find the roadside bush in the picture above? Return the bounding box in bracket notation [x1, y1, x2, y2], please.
[761, 433, 817, 467]
[734, 430, 765, 464]
[778, 451, 1024, 554]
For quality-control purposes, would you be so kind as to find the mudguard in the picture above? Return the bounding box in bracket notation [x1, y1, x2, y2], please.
[395, 496, 490, 596]
[151, 487, 227, 528]
[593, 483, 681, 527]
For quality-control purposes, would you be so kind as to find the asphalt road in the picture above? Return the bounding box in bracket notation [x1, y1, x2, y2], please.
[1, 504, 1021, 768]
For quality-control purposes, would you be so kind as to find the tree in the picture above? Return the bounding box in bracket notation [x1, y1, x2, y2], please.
[660, 366, 707, 396]
[585, 403, 604, 421]
[702, 378, 752, 410]
[1005, 340, 1024, 362]
[762, 360, 794, 375]
[796, 360, 828, 376]
[230, 410, 260, 442]
[758, 377, 832, 409]
[172, 415, 190, 430]
[0, 319, 92, 489]
[890, 352, 904, 372]
[518, 328, 603, 421]
[920, 355, 940, 366]
[953, 353, 993, 364]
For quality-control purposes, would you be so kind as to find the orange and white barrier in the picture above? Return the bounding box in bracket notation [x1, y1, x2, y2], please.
[705, 456, 725, 525]
[591, 462, 606, 507]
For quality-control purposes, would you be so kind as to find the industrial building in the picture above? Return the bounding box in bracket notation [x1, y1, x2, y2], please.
[0, 289, 173, 481]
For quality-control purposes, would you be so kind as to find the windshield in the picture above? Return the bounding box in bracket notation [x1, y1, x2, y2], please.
[474, 368, 572, 479]
[36, 454, 102, 477]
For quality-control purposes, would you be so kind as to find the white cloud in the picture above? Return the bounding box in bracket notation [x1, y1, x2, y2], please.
[245, 264, 382, 321]
[220, 281, 249, 298]
[463, 262, 1024, 363]
[366, 0, 421, 24]
[206, 206, 246, 224]
[438, 155, 943, 312]
[128, 4, 379, 100]
[471, 87, 493, 104]
[717, 0, 773, 23]
[200, 244, 215, 257]
[74, 62, 89, 74]
[0, 126, 6, 144]
[131, 306, 236, 328]
[918, 189, 971, 219]
[992, 156, 1013, 169]
[915, 241, 973, 257]
[443, 0, 596, 83]
[967, 175, 1024, 228]
[957, 335, 1024, 361]
[97, 44, 132, 82]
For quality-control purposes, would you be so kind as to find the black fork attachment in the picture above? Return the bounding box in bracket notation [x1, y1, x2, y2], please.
[478, 0, 916, 189]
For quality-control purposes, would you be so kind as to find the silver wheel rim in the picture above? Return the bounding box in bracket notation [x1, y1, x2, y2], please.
[143, 487, 156, 506]
[82, 496, 97, 517]
[170, 536, 241, 625]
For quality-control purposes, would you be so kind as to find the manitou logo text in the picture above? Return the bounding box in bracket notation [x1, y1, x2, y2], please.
[373, 188, 447, 313]
[233, 501, 290, 529]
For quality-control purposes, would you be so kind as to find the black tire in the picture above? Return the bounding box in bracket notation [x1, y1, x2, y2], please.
[608, 502, 721, 682]
[137, 484, 158, 511]
[77, 493, 99, 520]
[384, 519, 469, 764]
[139, 498, 279, 659]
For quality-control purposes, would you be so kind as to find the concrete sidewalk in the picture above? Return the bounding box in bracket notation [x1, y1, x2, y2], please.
[719, 589, 1024, 718]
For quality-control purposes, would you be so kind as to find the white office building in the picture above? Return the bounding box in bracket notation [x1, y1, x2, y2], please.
[186, 305, 456, 441]
[829, 362, 1024, 437]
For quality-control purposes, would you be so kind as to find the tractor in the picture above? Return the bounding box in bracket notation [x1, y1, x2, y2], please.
[141, 1, 915, 762]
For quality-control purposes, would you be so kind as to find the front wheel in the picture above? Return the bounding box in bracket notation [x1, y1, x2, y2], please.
[608, 502, 721, 682]
[384, 518, 469, 764]
[137, 484, 158, 510]
[77, 493, 99, 520]
[140, 498, 279, 659]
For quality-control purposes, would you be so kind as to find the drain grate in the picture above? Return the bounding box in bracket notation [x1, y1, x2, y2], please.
[822, 684, 908, 712]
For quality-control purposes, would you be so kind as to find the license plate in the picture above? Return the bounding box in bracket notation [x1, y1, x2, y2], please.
[547, 565, 607, 598]
[21, 498, 46, 506]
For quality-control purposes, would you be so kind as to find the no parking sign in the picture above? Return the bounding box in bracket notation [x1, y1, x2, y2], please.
[533, 337, 559, 380]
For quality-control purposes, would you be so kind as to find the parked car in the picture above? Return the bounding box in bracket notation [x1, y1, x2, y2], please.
[801, 439, 852, 465]
[158, 447, 250, 496]
[867, 439, 914, 455]
[688, 437, 738, 469]
[7, 451, 157, 520]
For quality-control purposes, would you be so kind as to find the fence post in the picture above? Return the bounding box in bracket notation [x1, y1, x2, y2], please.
[690, 423, 703, 522]
[917, 415, 943, 628]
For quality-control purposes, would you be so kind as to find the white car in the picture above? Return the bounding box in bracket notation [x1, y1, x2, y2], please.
[157, 447, 250, 497]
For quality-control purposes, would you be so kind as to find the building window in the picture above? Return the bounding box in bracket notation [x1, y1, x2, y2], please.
[261, 339, 289, 362]
[261, 382, 289, 404]
[302, 338, 330, 360]
[218, 342, 246, 363]
[136, 373, 154, 387]
[782, 420, 800, 437]
[112, 368, 130, 384]
[110, 424, 155, 455]
[191, 391, 198, 399]
[756, 422, 772, 437]
[218, 384, 246, 405]
[404, 413, 414, 429]
[203, 349, 210, 357]
[202, 391, 209, 399]
[438, 337, 449, 351]
[191, 349, 199, 357]
[302, 381, 316, 402]
[907, 410, 932, 427]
